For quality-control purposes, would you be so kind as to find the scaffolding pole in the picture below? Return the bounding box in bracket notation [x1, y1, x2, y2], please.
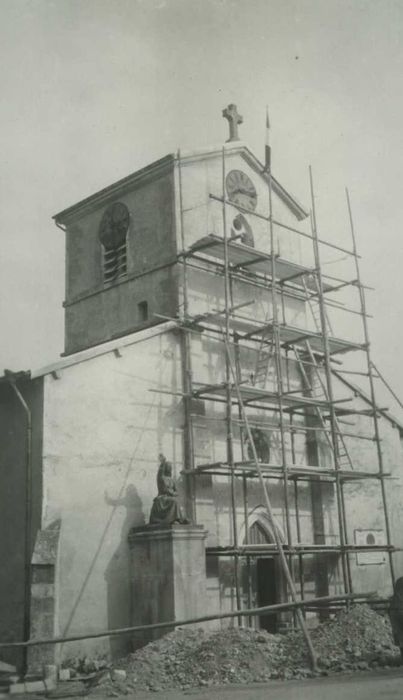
[223, 338, 318, 670]
[177, 150, 196, 523]
[309, 167, 352, 595]
[267, 146, 294, 566]
[345, 187, 395, 586]
[234, 333, 253, 620]
[222, 147, 242, 615]
[371, 360, 403, 411]
[175, 130, 395, 649]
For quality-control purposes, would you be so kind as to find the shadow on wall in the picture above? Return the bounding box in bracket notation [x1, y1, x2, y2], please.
[104, 485, 146, 657]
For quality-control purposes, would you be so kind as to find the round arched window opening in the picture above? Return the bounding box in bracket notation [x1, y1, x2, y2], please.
[231, 213, 254, 248]
[366, 532, 376, 545]
[245, 427, 270, 463]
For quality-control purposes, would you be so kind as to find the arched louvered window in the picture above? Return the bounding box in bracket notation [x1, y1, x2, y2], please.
[98, 202, 130, 284]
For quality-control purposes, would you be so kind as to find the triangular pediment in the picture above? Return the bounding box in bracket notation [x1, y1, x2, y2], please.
[54, 143, 308, 225]
[178, 141, 309, 222]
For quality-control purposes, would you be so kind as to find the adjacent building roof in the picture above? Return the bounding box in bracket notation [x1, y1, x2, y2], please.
[333, 369, 403, 435]
[0, 322, 176, 384]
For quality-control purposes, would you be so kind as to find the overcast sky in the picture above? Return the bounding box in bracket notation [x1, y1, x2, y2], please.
[1, 0, 403, 412]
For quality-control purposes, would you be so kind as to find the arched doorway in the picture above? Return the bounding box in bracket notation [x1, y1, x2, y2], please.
[242, 514, 285, 633]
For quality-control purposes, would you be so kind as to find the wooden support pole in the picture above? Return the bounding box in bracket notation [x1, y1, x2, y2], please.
[0, 593, 376, 650]
[346, 188, 395, 587]
[309, 168, 352, 595]
[177, 150, 196, 523]
[223, 339, 319, 671]
[267, 151, 294, 567]
[222, 147, 242, 616]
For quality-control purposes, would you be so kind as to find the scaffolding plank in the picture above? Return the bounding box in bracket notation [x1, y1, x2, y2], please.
[331, 407, 387, 417]
[189, 461, 389, 481]
[186, 234, 334, 292]
[241, 321, 363, 355]
[189, 312, 363, 357]
[206, 544, 399, 556]
[191, 381, 352, 411]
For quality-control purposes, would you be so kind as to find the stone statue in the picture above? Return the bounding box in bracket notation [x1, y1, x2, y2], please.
[149, 454, 188, 525]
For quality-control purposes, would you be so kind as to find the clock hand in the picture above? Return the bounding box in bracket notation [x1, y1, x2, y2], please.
[235, 187, 256, 196]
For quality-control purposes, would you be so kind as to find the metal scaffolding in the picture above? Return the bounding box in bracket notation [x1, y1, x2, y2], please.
[173, 142, 397, 643]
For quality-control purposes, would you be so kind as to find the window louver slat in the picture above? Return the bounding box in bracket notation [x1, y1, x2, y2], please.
[102, 245, 127, 283]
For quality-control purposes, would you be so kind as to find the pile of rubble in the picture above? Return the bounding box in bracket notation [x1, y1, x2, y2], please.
[309, 604, 398, 672]
[2, 605, 396, 696]
[87, 604, 400, 693]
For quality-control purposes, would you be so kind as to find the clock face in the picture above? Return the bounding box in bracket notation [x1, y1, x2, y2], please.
[98, 202, 130, 250]
[226, 170, 257, 211]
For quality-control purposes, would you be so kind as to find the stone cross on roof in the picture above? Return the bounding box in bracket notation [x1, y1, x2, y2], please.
[222, 104, 243, 142]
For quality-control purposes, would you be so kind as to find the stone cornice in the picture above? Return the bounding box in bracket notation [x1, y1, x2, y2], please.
[30, 320, 177, 379]
[54, 143, 308, 227]
[128, 524, 207, 546]
[54, 154, 175, 225]
[64, 257, 178, 308]
[176, 142, 308, 221]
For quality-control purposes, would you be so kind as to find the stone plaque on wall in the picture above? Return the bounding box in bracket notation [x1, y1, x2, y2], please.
[354, 529, 386, 565]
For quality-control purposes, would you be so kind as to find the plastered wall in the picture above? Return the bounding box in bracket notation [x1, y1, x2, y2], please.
[40, 329, 183, 659]
[39, 146, 403, 647]
[36, 321, 403, 653]
[63, 170, 178, 354]
[176, 148, 310, 264]
[187, 331, 403, 613]
[64, 265, 179, 354]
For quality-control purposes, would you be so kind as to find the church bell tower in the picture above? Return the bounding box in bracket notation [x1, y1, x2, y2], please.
[54, 155, 179, 355]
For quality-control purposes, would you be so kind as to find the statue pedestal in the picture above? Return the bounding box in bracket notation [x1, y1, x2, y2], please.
[128, 524, 207, 648]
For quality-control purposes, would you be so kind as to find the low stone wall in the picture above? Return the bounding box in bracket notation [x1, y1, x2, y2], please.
[28, 520, 61, 673]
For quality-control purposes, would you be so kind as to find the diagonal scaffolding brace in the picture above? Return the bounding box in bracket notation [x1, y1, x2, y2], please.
[175, 131, 396, 668]
[223, 336, 319, 670]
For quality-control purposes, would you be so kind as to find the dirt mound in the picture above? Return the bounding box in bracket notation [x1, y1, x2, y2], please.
[311, 604, 397, 671]
[91, 605, 400, 693]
